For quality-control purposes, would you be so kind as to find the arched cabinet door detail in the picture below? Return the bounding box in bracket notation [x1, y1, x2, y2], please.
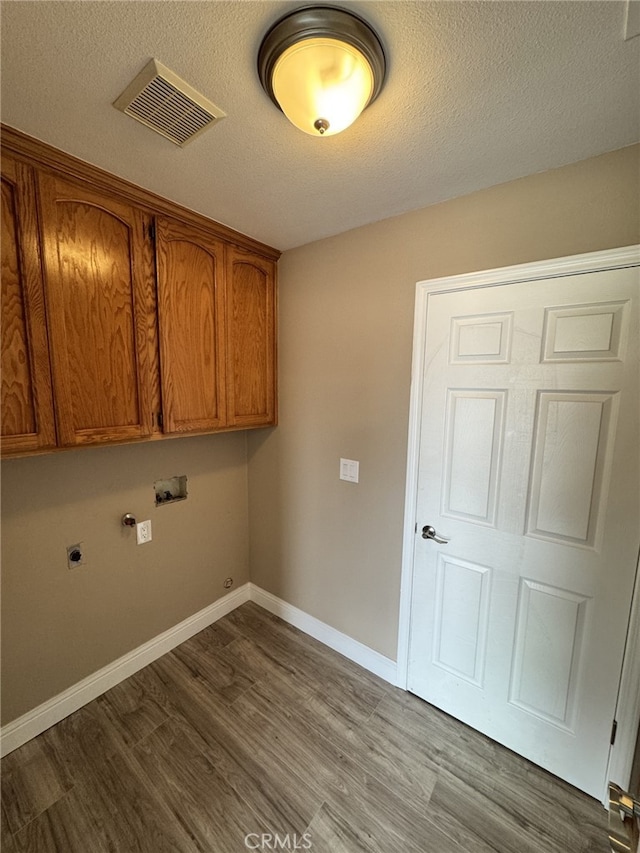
[37, 173, 155, 447]
[155, 217, 226, 434]
[0, 155, 56, 454]
[225, 247, 277, 428]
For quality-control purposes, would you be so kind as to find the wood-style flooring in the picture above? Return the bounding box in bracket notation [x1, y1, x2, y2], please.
[1, 602, 609, 852]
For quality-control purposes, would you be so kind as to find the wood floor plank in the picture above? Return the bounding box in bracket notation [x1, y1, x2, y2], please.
[1, 602, 613, 853]
[96, 671, 168, 748]
[233, 676, 442, 847]
[429, 768, 609, 853]
[184, 619, 239, 652]
[271, 682, 440, 809]
[171, 634, 256, 705]
[218, 634, 315, 706]
[305, 801, 376, 853]
[0, 824, 17, 853]
[232, 671, 479, 852]
[1, 789, 19, 853]
[241, 679, 486, 853]
[0, 739, 73, 836]
[373, 690, 609, 852]
[224, 603, 388, 723]
[34, 697, 127, 788]
[9, 787, 111, 853]
[132, 717, 271, 852]
[71, 748, 201, 852]
[10, 748, 200, 853]
[137, 651, 322, 837]
[228, 602, 388, 692]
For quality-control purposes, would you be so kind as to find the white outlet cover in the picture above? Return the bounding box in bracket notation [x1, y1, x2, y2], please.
[136, 520, 152, 545]
[339, 458, 359, 483]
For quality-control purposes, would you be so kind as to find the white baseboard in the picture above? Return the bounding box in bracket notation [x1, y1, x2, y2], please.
[0, 583, 250, 757]
[1, 581, 398, 757]
[249, 584, 398, 686]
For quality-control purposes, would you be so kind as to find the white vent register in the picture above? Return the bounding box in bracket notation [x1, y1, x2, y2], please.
[113, 59, 226, 146]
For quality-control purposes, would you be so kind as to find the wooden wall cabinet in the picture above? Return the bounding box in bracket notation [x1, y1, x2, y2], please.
[1, 154, 56, 454]
[37, 172, 156, 447]
[0, 127, 278, 458]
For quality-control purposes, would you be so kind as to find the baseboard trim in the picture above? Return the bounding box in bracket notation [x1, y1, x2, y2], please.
[249, 584, 398, 686]
[1, 581, 398, 757]
[0, 583, 250, 757]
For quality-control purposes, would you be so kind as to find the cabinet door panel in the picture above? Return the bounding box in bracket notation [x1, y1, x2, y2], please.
[226, 248, 277, 427]
[156, 218, 226, 433]
[38, 173, 154, 446]
[1, 156, 56, 454]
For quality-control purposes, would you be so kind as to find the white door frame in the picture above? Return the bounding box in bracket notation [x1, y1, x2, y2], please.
[396, 245, 640, 801]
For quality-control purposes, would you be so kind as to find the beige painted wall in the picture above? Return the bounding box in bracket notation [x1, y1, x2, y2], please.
[1, 432, 249, 724]
[247, 143, 640, 660]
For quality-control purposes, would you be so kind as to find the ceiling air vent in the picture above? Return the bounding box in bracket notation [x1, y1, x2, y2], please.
[113, 59, 226, 146]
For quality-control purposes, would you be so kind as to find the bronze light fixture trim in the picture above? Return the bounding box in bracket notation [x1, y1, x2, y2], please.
[257, 5, 387, 137]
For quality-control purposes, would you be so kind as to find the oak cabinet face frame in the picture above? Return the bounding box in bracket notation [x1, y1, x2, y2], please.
[0, 129, 278, 458]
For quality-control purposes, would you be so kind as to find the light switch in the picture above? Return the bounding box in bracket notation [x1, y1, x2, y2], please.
[340, 458, 359, 483]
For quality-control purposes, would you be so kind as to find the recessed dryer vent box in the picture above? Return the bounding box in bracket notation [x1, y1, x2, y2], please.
[154, 475, 187, 506]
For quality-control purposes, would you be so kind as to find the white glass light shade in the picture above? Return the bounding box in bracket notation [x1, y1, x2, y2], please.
[271, 37, 374, 136]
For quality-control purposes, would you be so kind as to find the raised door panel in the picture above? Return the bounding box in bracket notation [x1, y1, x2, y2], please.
[526, 391, 617, 548]
[156, 217, 226, 433]
[433, 554, 491, 687]
[225, 247, 276, 427]
[509, 579, 589, 731]
[37, 173, 154, 446]
[442, 389, 506, 525]
[1, 155, 56, 455]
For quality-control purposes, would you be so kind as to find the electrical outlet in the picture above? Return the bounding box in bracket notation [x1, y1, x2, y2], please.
[136, 520, 152, 545]
[67, 543, 84, 569]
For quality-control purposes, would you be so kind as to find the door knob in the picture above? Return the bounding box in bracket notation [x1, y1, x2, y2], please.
[421, 525, 450, 544]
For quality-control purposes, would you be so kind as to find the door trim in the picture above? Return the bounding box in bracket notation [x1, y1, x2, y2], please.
[397, 245, 640, 802]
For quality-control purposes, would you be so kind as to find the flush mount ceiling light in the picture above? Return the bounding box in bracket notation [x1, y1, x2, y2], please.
[258, 5, 386, 137]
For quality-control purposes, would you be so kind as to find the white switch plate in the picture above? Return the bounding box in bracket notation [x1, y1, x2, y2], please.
[340, 458, 359, 483]
[136, 520, 152, 545]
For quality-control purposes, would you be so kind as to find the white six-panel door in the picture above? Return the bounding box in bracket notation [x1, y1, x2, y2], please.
[406, 255, 639, 799]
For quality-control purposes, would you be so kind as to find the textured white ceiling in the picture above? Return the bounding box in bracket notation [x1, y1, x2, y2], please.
[1, 1, 638, 250]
